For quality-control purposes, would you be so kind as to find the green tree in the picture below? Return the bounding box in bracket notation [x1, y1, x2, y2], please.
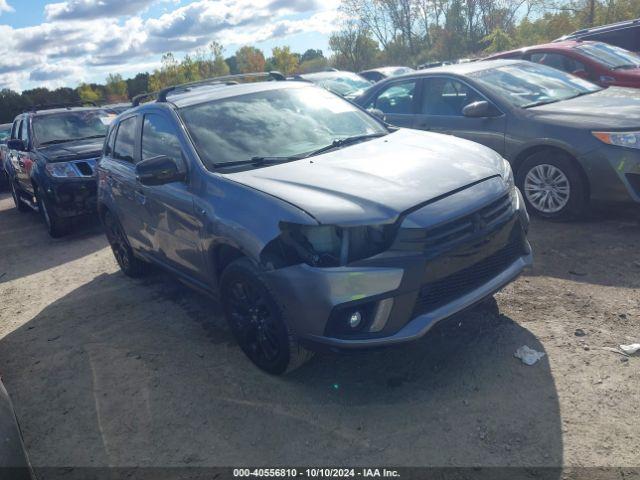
[126, 73, 149, 99]
[272, 46, 299, 75]
[329, 23, 380, 71]
[77, 83, 102, 103]
[235, 46, 266, 73]
[483, 28, 516, 54]
[105, 73, 128, 101]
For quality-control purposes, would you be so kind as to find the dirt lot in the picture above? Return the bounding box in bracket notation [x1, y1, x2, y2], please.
[0, 191, 638, 475]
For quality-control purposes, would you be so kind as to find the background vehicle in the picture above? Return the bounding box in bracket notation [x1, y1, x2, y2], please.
[0, 377, 34, 480]
[487, 40, 640, 88]
[293, 71, 372, 99]
[355, 59, 640, 219]
[98, 74, 531, 375]
[0, 122, 11, 190]
[359, 66, 415, 83]
[557, 18, 640, 52]
[5, 105, 116, 237]
[103, 103, 131, 114]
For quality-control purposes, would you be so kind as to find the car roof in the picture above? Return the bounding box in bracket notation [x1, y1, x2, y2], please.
[0, 123, 12, 129]
[561, 18, 640, 39]
[360, 66, 412, 74]
[26, 106, 113, 117]
[299, 70, 363, 80]
[413, 58, 524, 76]
[165, 80, 314, 109]
[486, 40, 608, 59]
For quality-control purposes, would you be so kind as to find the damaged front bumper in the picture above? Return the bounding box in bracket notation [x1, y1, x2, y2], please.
[264, 181, 532, 351]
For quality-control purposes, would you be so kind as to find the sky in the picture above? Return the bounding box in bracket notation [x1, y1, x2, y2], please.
[0, 0, 339, 92]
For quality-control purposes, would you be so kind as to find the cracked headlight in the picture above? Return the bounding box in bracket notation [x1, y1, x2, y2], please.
[592, 131, 640, 150]
[269, 223, 397, 268]
[46, 161, 81, 178]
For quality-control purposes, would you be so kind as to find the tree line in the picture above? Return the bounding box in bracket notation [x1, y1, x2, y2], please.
[1, 0, 639, 123]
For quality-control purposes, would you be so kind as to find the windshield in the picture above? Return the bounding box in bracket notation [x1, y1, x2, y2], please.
[33, 109, 116, 145]
[303, 72, 372, 96]
[470, 62, 601, 108]
[180, 85, 386, 169]
[575, 42, 640, 69]
[0, 126, 10, 144]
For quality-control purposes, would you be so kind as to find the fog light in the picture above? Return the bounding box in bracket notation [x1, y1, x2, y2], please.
[348, 311, 362, 329]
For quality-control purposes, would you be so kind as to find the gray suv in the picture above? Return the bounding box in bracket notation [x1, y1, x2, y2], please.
[97, 74, 532, 374]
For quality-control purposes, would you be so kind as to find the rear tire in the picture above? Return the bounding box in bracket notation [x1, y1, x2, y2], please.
[10, 181, 30, 213]
[220, 258, 313, 375]
[103, 210, 149, 278]
[516, 151, 588, 220]
[36, 189, 69, 238]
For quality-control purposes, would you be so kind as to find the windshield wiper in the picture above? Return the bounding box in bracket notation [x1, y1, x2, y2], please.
[214, 155, 305, 169]
[303, 132, 388, 158]
[40, 139, 75, 145]
[75, 135, 106, 140]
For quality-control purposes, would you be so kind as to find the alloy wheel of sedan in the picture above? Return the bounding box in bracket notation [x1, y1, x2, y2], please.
[524, 164, 571, 214]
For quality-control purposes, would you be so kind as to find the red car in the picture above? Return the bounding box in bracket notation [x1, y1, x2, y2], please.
[486, 40, 640, 89]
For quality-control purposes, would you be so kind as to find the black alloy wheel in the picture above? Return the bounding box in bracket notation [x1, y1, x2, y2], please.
[221, 258, 313, 374]
[103, 210, 148, 277]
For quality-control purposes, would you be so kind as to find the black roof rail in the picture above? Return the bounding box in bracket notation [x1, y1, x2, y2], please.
[132, 71, 286, 107]
[28, 101, 98, 112]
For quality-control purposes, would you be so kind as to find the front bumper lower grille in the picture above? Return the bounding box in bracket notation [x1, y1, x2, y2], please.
[413, 238, 523, 317]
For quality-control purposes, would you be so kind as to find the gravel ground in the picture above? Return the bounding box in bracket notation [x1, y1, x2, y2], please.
[0, 191, 638, 476]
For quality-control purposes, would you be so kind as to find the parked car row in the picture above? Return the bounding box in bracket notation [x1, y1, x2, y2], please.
[353, 59, 640, 220]
[3, 71, 533, 374]
[4, 19, 639, 374]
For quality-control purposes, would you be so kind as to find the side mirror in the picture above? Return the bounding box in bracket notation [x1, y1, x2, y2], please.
[368, 108, 386, 121]
[135, 155, 186, 186]
[7, 139, 26, 151]
[462, 100, 498, 118]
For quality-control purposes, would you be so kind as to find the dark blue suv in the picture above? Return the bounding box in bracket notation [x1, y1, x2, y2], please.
[6, 105, 117, 237]
[97, 73, 532, 374]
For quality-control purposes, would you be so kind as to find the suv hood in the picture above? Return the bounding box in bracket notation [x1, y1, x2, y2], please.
[38, 138, 104, 162]
[528, 87, 640, 129]
[225, 129, 505, 225]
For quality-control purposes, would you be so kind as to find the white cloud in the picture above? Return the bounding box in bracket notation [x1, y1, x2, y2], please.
[0, 0, 340, 92]
[0, 0, 13, 15]
[45, 0, 155, 21]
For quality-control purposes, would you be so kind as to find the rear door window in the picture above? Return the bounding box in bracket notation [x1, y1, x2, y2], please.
[370, 80, 417, 114]
[113, 117, 137, 163]
[421, 78, 484, 116]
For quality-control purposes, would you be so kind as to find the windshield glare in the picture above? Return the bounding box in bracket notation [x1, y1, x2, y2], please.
[576, 42, 640, 69]
[305, 73, 372, 96]
[180, 86, 386, 168]
[33, 110, 115, 145]
[470, 62, 601, 108]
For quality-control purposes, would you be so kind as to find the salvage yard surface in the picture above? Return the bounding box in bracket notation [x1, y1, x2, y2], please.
[0, 192, 638, 473]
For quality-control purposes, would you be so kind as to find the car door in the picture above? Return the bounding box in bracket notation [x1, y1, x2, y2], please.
[7, 119, 23, 186]
[16, 118, 34, 195]
[104, 114, 150, 251]
[412, 76, 506, 155]
[138, 111, 204, 282]
[365, 79, 419, 128]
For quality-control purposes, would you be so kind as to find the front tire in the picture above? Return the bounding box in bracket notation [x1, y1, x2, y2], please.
[103, 210, 149, 278]
[220, 258, 313, 375]
[10, 181, 30, 213]
[516, 151, 588, 220]
[36, 189, 69, 238]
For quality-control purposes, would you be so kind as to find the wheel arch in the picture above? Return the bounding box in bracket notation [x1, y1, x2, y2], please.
[512, 144, 590, 200]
